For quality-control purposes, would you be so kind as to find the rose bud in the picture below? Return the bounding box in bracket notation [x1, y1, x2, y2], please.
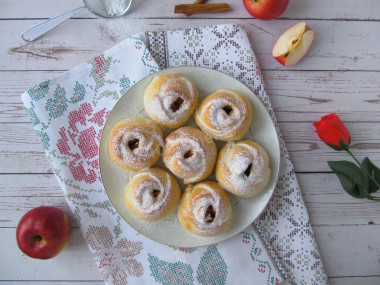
[313, 113, 351, 151]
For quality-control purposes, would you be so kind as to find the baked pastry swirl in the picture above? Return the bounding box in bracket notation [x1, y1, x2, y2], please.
[163, 126, 217, 184]
[108, 117, 164, 172]
[177, 181, 233, 237]
[125, 167, 181, 221]
[215, 140, 271, 198]
[144, 73, 198, 129]
[195, 89, 252, 141]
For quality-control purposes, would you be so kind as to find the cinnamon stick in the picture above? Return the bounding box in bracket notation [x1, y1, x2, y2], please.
[185, 0, 209, 16]
[175, 3, 230, 15]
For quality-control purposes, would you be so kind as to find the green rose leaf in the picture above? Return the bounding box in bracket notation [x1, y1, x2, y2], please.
[362, 157, 380, 193]
[328, 160, 369, 198]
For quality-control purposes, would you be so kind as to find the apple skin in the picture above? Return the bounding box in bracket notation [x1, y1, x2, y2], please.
[243, 0, 290, 20]
[16, 206, 71, 259]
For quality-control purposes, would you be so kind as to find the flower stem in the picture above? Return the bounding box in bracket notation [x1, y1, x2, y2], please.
[367, 195, 380, 201]
[346, 149, 380, 190]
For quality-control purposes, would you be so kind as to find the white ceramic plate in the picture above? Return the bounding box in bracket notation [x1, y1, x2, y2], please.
[99, 66, 280, 247]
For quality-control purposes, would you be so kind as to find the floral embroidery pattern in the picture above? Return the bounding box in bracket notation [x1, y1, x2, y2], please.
[45, 85, 68, 119]
[242, 232, 280, 285]
[86, 225, 144, 284]
[56, 102, 108, 184]
[27, 80, 50, 101]
[148, 254, 194, 285]
[196, 245, 228, 285]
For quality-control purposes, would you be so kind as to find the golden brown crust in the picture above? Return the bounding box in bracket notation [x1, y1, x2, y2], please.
[144, 73, 198, 129]
[108, 117, 164, 172]
[215, 140, 271, 198]
[163, 126, 217, 184]
[125, 167, 181, 222]
[195, 89, 252, 141]
[177, 181, 232, 237]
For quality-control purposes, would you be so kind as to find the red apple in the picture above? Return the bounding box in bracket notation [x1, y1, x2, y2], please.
[243, 0, 290, 20]
[16, 206, 71, 259]
[272, 22, 315, 66]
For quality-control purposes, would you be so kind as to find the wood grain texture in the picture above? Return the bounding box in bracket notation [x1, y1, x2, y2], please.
[0, 228, 102, 281]
[2, 19, 380, 71]
[1, 0, 379, 20]
[314, 225, 380, 278]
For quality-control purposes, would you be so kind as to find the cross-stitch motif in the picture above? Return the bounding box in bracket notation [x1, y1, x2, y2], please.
[56, 102, 107, 184]
[86, 225, 144, 284]
[148, 254, 194, 285]
[196, 245, 228, 285]
[27, 80, 50, 101]
[242, 231, 280, 285]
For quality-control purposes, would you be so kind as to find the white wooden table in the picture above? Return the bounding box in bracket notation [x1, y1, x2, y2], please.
[1, 0, 380, 284]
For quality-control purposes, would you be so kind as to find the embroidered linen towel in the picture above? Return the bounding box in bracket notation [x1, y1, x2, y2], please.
[21, 24, 327, 285]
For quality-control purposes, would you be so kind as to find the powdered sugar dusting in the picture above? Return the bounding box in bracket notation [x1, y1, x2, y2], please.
[192, 184, 224, 230]
[195, 89, 251, 140]
[145, 74, 197, 126]
[184, 183, 230, 236]
[128, 171, 171, 218]
[110, 120, 163, 170]
[220, 141, 271, 197]
[164, 133, 207, 183]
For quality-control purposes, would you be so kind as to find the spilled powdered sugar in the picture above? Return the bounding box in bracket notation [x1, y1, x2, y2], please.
[96, 18, 145, 42]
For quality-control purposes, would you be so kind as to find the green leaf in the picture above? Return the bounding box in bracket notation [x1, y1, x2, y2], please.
[362, 157, 380, 193]
[328, 160, 369, 198]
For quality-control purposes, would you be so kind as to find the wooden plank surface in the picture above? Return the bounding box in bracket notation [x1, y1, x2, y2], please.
[1, 0, 380, 284]
[0, 228, 103, 281]
[2, 19, 380, 71]
[1, 0, 379, 20]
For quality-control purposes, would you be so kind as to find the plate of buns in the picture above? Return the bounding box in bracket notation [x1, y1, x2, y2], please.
[99, 66, 280, 247]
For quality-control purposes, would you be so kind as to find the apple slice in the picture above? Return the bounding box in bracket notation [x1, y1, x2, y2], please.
[272, 22, 315, 66]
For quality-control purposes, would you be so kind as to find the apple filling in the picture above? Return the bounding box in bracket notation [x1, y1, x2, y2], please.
[128, 139, 139, 150]
[243, 163, 253, 177]
[170, 97, 184, 112]
[152, 189, 160, 199]
[222, 105, 233, 115]
[205, 205, 216, 223]
[183, 150, 193, 159]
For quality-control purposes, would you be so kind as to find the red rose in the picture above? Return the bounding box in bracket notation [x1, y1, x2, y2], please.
[313, 113, 350, 150]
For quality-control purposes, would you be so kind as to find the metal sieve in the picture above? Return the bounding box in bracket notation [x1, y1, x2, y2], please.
[21, 0, 133, 42]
